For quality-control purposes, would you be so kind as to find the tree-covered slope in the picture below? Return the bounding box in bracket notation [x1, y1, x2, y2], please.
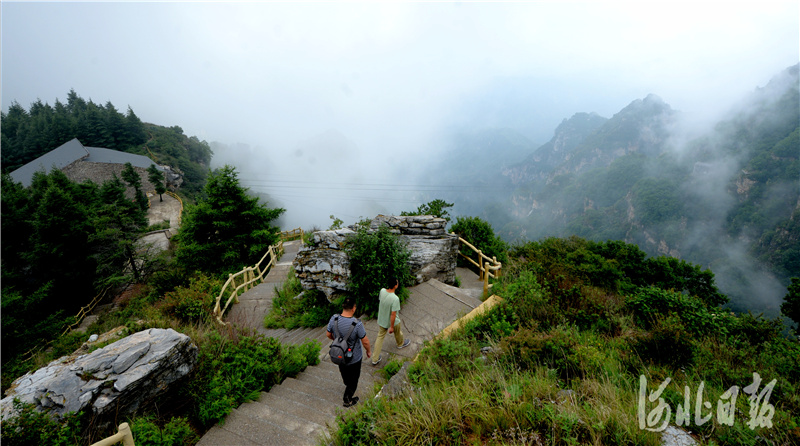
[1, 90, 212, 193]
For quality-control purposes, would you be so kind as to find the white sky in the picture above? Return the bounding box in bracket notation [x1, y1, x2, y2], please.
[2, 1, 798, 227]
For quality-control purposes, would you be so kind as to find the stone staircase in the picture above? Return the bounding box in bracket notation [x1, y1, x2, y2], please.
[197, 240, 485, 446]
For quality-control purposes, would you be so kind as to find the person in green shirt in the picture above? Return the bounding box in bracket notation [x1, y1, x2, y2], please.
[372, 277, 411, 366]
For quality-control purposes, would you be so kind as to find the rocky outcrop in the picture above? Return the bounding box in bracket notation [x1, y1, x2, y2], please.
[294, 215, 459, 299]
[1, 328, 197, 427]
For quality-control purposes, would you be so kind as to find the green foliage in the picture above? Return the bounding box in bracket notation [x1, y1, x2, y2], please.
[174, 165, 284, 275]
[138, 124, 212, 194]
[450, 215, 508, 265]
[401, 198, 454, 222]
[329, 215, 344, 230]
[190, 333, 320, 427]
[628, 315, 696, 368]
[509, 237, 727, 306]
[631, 177, 683, 226]
[128, 415, 197, 446]
[121, 162, 148, 211]
[343, 225, 412, 317]
[161, 274, 221, 324]
[147, 164, 167, 201]
[0, 400, 82, 446]
[782, 277, 800, 327]
[626, 287, 725, 337]
[1, 91, 148, 173]
[381, 358, 405, 380]
[264, 269, 338, 329]
[2, 169, 149, 366]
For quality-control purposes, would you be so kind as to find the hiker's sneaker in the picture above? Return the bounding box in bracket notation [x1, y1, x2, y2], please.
[343, 397, 359, 407]
[371, 355, 382, 366]
[398, 339, 411, 349]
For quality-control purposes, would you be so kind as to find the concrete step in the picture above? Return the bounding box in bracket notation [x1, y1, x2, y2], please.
[236, 399, 325, 438]
[269, 378, 342, 410]
[256, 390, 336, 425]
[196, 425, 259, 446]
[283, 327, 323, 345]
[279, 377, 343, 407]
[213, 408, 312, 446]
[279, 327, 312, 345]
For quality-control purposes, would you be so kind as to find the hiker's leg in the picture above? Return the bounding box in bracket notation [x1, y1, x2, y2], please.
[372, 325, 388, 362]
[341, 361, 361, 403]
[394, 321, 405, 347]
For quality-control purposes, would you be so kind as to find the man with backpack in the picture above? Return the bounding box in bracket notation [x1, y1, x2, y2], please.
[326, 297, 372, 407]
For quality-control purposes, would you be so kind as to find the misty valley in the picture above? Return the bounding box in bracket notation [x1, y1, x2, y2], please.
[1, 64, 798, 445]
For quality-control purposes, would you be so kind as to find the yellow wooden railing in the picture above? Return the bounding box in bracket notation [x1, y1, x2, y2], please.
[212, 228, 303, 324]
[22, 286, 112, 362]
[90, 423, 135, 446]
[279, 227, 304, 244]
[456, 237, 502, 296]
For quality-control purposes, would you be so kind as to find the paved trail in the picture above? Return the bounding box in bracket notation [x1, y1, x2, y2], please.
[197, 240, 486, 445]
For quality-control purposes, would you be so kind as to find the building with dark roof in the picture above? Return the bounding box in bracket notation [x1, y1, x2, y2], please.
[9, 138, 163, 188]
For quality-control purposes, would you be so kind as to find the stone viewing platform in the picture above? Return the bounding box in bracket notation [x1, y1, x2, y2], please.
[293, 215, 459, 299]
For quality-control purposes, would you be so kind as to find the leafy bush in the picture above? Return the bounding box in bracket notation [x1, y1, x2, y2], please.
[190, 332, 320, 427]
[450, 215, 508, 265]
[381, 358, 405, 380]
[500, 326, 603, 381]
[628, 316, 695, 368]
[344, 225, 412, 317]
[129, 415, 197, 446]
[264, 270, 338, 329]
[161, 274, 221, 324]
[0, 400, 82, 446]
[626, 287, 724, 337]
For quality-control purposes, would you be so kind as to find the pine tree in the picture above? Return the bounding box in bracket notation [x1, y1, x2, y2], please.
[174, 165, 284, 274]
[147, 164, 167, 201]
[121, 162, 148, 211]
[91, 175, 148, 283]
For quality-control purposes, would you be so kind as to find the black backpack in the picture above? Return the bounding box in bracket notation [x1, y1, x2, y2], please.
[330, 315, 358, 365]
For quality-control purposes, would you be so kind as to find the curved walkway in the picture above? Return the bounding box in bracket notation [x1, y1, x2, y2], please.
[197, 240, 486, 446]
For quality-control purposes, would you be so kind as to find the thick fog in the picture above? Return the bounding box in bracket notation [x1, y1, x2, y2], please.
[2, 1, 798, 232]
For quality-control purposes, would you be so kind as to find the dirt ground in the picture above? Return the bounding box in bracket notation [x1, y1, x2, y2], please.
[146, 192, 182, 229]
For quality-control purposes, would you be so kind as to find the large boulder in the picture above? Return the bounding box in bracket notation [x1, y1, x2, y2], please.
[294, 215, 459, 299]
[1, 328, 197, 426]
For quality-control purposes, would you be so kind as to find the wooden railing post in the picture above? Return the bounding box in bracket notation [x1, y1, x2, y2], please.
[120, 422, 135, 446]
[483, 261, 490, 297]
[477, 249, 484, 280]
[89, 422, 135, 446]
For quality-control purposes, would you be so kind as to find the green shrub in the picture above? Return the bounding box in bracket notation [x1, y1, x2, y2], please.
[344, 225, 412, 318]
[409, 338, 477, 385]
[450, 215, 508, 265]
[626, 286, 725, 337]
[0, 400, 82, 446]
[128, 415, 197, 446]
[629, 316, 695, 368]
[381, 358, 404, 380]
[500, 326, 598, 382]
[191, 333, 320, 427]
[161, 274, 220, 324]
[264, 271, 338, 329]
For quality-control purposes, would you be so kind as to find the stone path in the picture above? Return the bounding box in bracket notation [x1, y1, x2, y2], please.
[197, 240, 485, 446]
